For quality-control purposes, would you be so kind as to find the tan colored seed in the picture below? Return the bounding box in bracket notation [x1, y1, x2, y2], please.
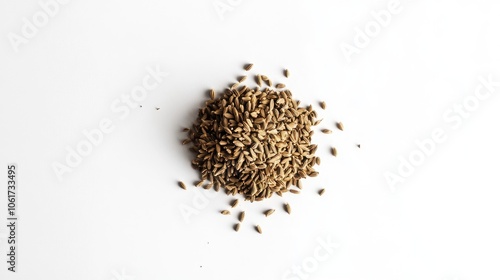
[319, 188, 325, 196]
[195, 180, 204, 187]
[210, 89, 215, 100]
[319, 101, 326, 110]
[256, 75, 263, 86]
[276, 83, 286, 89]
[234, 223, 240, 232]
[264, 209, 275, 217]
[255, 225, 262, 234]
[336, 122, 344, 131]
[230, 83, 239, 90]
[221, 210, 230, 215]
[230, 199, 239, 208]
[331, 147, 337, 157]
[315, 157, 321, 165]
[321, 129, 332, 134]
[284, 69, 289, 78]
[238, 211, 245, 222]
[178, 181, 186, 190]
[182, 139, 191, 145]
[238, 76, 247, 83]
[290, 189, 300, 194]
[244, 63, 253, 71]
[284, 203, 291, 214]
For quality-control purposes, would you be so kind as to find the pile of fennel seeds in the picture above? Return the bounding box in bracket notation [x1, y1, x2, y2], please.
[179, 64, 353, 233]
[183, 66, 320, 202]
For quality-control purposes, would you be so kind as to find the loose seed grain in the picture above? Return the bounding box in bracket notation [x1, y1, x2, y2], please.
[264, 209, 275, 217]
[331, 147, 337, 157]
[221, 210, 230, 215]
[284, 203, 291, 214]
[255, 225, 262, 234]
[178, 181, 186, 190]
[238, 211, 245, 222]
[230, 199, 239, 208]
[319, 101, 326, 110]
[321, 129, 332, 134]
[244, 63, 253, 71]
[336, 122, 344, 131]
[319, 188, 325, 196]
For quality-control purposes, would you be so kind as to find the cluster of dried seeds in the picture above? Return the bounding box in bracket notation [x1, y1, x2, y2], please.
[184, 71, 320, 202]
[177, 64, 358, 234]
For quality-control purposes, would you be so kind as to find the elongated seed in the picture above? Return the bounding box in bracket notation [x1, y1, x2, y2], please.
[319, 101, 326, 110]
[319, 188, 325, 196]
[336, 122, 344, 131]
[255, 225, 262, 234]
[244, 63, 253, 71]
[284, 203, 291, 214]
[331, 147, 337, 157]
[230, 199, 239, 208]
[264, 209, 275, 217]
[234, 223, 240, 232]
[221, 210, 230, 215]
[290, 189, 300, 194]
[284, 69, 289, 78]
[210, 89, 215, 100]
[276, 83, 286, 89]
[321, 129, 332, 134]
[239, 211, 245, 222]
[178, 181, 186, 190]
[238, 76, 247, 83]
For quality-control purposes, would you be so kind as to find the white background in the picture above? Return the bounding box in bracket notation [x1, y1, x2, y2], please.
[1, 0, 500, 279]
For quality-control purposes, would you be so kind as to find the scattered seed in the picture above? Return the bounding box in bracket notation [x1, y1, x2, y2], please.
[284, 69, 289, 78]
[336, 122, 344, 131]
[238, 211, 245, 222]
[210, 89, 215, 100]
[155, 107, 160, 110]
[331, 147, 337, 157]
[319, 101, 326, 110]
[321, 129, 332, 134]
[284, 203, 291, 214]
[357, 144, 361, 148]
[255, 225, 262, 234]
[244, 63, 253, 71]
[256, 74, 263, 86]
[230, 83, 239, 90]
[221, 210, 230, 215]
[276, 83, 286, 89]
[182, 139, 191, 145]
[234, 223, 240, 232]
[264, 209, 275, 217]
[230, 199, 239, 208]
[182, 127, 189, 132]
[195, 180, 204, 187]
[178, 181, 186, 190]
[318, 188, 325, 196]
[290, 189, 300, 194]
[238, 76, 247, 83]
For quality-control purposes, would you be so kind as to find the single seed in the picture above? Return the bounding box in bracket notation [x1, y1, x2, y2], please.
[210, 89, 215, 100]
[357, 144, 361, 148]
[155, 107, 160, 110]
[276, 83, 286, 89]
[234, 223, 240, 232]
[284, 69, 289, 78]
[331, 147, 337, 157]
[321, 129, 332, 134]
[230, 199, 239, 208]
[290, 189, 300, 194]
[230, 83, 239, 90]
[238, 76, 247, 83]
[256, 74, 263, 86]
[244, 63, 253, 71]
[255, 225, 262, 234]
[336, 122, 344, 131]
[182, 127, 189, 132]
[182, 139, 191, 145]
[319, 101, 326, 110]
[221, 210, 230, 215]
[178, 181, 186, 190]
[284, 203, 291, 214]
[319, 188, 325, 196]
[238, 211, 245, 222]
[264, 209, 275, 217]
[195, 180, 204, 187]
[315, 157, 321, 165]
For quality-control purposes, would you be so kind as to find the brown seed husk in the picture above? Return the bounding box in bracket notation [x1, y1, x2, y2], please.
[321, 129, 332, 134]
[238, 76, 247, 83]
[234, 223, 240, 232]
[319, 188, 325, 196]
[319, 101, 326, 110]
[185, 75, 320, 202]
[284, 69, 289, 78]
[336, 122, 344, 131]
[210, 89, 215, 100]
[290, 189, 300, 194]
[284, 203, 291, 214]
[276, 83, 286, 89]
[239, 211, 245, 222]
[221, 210, 230, 215]
[331, 147, 337, 157]
[255, 225, 262, 234]
[244, 63, 253, 71]
[264, 209, 275, 217]
[178, 181, 186, 190]
[230, 199, 239, 208]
